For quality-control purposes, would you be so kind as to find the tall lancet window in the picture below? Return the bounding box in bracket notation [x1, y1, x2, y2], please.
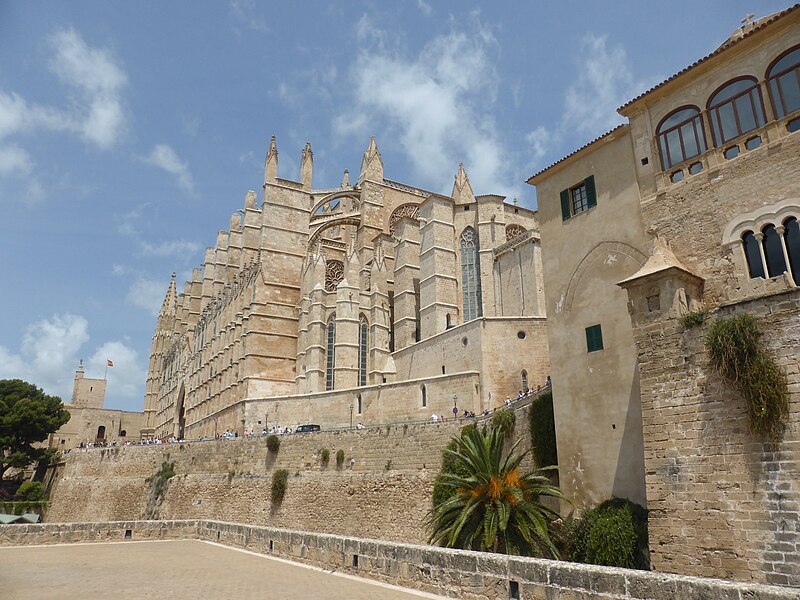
[460, 227, 483, 322]
[326, 314, 336, 391]
[358, 315, 368, 387]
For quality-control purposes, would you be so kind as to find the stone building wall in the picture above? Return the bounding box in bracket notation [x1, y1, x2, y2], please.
[627, 290, 799, 586]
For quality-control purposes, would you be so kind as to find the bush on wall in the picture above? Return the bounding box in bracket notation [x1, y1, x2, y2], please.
[335, 449, 345, 468]
[567, 498, 649, 570]
[271, 469, 288, 504]
[320, 448, 330, 466]
[266, 435, 281, 452]
[491, 409, 516, 437]
[528, 391, 558, 468]
[706, 314, 788, 442]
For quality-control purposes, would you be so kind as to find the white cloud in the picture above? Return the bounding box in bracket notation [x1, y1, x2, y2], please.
[229, 0, 269, 34]
[139, 239, 201, 257]
[0, 145, 34, 177]
[49, 28, 128, 149]
[335, 16, 511, 195]
[143, 143, 194, 192]
[88, 341, 147, 403]
[0, 314, 89, 401]
[526, 33, 648, 170]
[0, 313, 147, 408]
[126, 276, 168, 315]
[417, 0, 432, 16]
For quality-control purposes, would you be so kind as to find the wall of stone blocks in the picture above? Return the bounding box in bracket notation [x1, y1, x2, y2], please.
[631, 291, 800, 586]
[3, 520, 797, 600]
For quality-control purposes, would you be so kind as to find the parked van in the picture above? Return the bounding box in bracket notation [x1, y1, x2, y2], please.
[295, 424, 321, 433]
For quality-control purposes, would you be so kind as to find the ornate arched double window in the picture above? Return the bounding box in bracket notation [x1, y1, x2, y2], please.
[707, 77, 766, 146]
[326, 314, 336, 391]
[767, 45, 800, 120]
[460, 227, 483, 322]
[656, 106, 707, 169]
[358, 315, 368, 387]
[740, 218, 800, 284]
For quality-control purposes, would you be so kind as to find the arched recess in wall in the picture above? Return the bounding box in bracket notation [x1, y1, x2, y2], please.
[562, 242, 648, 315]
[174, 383, 186, 439]
[460, 226, 483, 321]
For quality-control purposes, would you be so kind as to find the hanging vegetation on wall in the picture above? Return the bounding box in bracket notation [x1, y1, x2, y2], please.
[528, 391, 558, 468]
[706, 314, 789, 442]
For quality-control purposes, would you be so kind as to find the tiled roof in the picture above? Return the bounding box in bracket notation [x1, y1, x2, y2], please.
[618, 4, 799, 112]
[526, 124, 625, 183]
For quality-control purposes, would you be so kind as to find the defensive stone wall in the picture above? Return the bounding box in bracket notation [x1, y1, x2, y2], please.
[3, 520, 797, 600]
[630, 290, 800, 586]
[46, 398, 542, 544]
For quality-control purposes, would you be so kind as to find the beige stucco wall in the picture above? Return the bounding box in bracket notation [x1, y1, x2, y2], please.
[51, 405, 145, 449]
[532, 128, 649, 510]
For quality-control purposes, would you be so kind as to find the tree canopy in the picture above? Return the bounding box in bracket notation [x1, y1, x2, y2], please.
[0, 379, 70, 479]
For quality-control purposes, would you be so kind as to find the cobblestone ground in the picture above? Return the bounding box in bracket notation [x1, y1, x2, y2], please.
[0, 539, 447, 599]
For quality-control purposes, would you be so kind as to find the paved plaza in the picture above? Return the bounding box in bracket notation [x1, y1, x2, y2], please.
[0, 539, 447, 599]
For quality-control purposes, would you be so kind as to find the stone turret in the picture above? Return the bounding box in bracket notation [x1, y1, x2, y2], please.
[451, 163, 475, 204]
[359, 136, 384, 183]
[300, 142, 313, 191]
[264, 135, 278, 184]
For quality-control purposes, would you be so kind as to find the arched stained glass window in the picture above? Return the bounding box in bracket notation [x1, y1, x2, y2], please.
[762, 224, 788, 278]
[656, 106, 707, 169]
[358, 315, 368, 387]
[326, 314, 336, 391]
[460, 227, 483, 322]
[708, 78, 765, 146]
[742, 231, 765, 279]
[767, 46, 800, 119]
[784, 217, 800, 285]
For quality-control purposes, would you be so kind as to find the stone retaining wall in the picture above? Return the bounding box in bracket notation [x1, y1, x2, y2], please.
[2, 520, 797, 600]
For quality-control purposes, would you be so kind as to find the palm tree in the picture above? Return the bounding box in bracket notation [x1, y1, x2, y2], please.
[428, 425, 565, 558]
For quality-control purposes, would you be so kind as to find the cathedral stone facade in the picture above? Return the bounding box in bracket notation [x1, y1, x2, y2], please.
[143, 137, 549, 440]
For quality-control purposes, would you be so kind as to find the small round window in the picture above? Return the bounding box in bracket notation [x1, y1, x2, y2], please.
[461, 337, 469, 347]
[517, 331, 526, 340]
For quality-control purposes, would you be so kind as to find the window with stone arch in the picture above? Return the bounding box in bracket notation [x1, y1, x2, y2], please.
[656, 106, 707, 169]
[521, 370, 528, 392]
[707, 77, 766, 146]
[766, 45, 800, 121]
[723, 200, 800, 287]
[358, 314, 368, 387]
[326, 314, 336, 391]
[460, 226, 483, 322]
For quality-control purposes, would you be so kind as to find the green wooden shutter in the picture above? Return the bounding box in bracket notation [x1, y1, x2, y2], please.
[560, 189, 571, 221]
[585, 324, 604, 352]
[585, 175, 597, 209]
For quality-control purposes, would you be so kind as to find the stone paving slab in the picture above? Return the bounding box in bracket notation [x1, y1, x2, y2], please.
[0, 539, 447, 599]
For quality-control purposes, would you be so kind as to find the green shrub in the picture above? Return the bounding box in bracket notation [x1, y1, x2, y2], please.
[266, 434, 281, 452]
[491, 409, 516, 437]
[0, 501, 48, 516]
[145, 461, 176, 497]
[320, 448, 330, 466]
[15, 481, 46, 502]
[706, 314, 788, 442]
[431, 427, 476, 509]
[679, 309, 708, 328]
[568, 498, 649, 570]
[271, 469, 288, 504]
[529, 391, 558, 468]
[335, 449, 345, 468]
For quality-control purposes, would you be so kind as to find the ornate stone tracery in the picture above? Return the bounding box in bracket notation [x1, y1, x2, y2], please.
[389, 204, 420, 235]
[506, 224, 526, 240]
[325, 259, 344, 292]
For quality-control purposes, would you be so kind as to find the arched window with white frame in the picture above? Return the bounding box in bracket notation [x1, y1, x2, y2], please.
[656, 106, 707, 169]
[707, 77, 766, 146]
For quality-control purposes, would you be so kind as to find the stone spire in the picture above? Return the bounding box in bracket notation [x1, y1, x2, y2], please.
[264, 135, 278, 184]
[452, 163, 475, 204]
[341, 169, 350, 189]
[300, 142, 313, 190]
[359, 136, 384, 183]
[158, 272, 177, 320]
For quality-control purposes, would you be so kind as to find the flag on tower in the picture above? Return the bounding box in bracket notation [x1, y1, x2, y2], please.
[107, 359, 114, 367]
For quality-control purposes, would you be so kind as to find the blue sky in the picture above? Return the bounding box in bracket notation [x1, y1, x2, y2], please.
[0, 1, 790, 410]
